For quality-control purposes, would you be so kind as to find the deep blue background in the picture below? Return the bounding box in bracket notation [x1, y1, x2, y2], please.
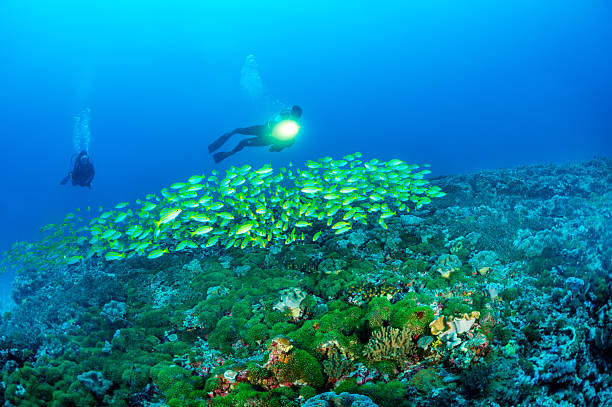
[1, 0, 611, 257]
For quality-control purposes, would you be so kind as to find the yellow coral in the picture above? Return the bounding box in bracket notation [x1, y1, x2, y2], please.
[429, 316, 447, 336]
[478, 266, 490, 275]
[270, 335, 294, 354]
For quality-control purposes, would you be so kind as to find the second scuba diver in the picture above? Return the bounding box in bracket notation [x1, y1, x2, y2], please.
[209, 105, 303, 164]
[60, 150, 95, 189]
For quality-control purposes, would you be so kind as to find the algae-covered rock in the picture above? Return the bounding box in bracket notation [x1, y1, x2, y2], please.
[400, 258, 429, 275]
[77, 370, 112, 399]
[110, 328, 157, 352]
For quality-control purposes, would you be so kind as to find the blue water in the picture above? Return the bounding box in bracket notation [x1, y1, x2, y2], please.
[0, 0, 611, 254]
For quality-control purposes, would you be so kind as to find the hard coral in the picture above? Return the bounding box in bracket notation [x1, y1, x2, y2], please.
[429, 316, 446, 336]
[434, 254, 462, 279]
[273, 287, 307, 320]
[390, 305, 434, 336]
[365, 297, 392, 330]
[303, 391, 379, 407]
[348, 282, 400, 305]
[363, 326, 414, 364]
[446, 311, 480, 337]
[469, 250, 501, 276]
[322, 350, 355, 387]
[429, 312, 480, 339]
[265, 335, 294, 366]
[273, 349, 325, 388]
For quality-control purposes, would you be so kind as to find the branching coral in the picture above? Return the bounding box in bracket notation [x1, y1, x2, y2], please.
[323, 349, 355, 386]
[363, 326, 414, 363]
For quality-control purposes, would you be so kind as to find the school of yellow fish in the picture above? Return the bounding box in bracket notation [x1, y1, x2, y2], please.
[1, 153, 445, 271]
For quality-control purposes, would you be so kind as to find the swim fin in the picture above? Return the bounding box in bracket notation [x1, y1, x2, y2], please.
[208, 132, 232, 153]
[60, 173, 71, 185]
[213, 151, 232, 164]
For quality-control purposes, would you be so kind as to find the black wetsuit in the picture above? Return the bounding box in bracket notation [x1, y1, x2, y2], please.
[61, 151, 95, 188]
[209, 109, 298, 164]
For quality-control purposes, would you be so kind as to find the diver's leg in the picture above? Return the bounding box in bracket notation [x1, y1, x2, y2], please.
[235, 125, 266, 136]
[208, 125, 266, 153]
[230, 136, 267, 153]
[213, 151, 232, 164]
[209, 129, 239, 153]
[213, 137, 268, 164]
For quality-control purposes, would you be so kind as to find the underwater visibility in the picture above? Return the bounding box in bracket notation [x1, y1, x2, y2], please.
[0, 1, 611, 406]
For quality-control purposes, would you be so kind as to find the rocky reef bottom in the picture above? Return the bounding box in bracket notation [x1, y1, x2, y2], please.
[0, 157, 611, 406]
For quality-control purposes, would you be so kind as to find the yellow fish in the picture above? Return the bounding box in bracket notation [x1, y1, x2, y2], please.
[147, 248, 168, 259]
[155, 208, 182, 228]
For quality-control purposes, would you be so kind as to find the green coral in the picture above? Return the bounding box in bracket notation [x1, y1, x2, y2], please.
[299, 386, 317, 400]
[365, 297, 392, 330]
[400, 258, 429, 275]
[319, 306, 362, 334]
[231, 301, 254, 321]
[441, 298, 473, 317]
[408, 367, 444, 394]
[390, 305, 434, 336]
[110, 328, 158, 353]
[359, 380, 409, 407]
[245, 323, 270, 348]
[273, 349, 324, 388]
[208, 316, 240, 354]
[246, 363, 273, 386]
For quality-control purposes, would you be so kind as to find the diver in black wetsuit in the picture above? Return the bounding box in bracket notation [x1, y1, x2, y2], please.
[60, 150, 95, 189]
[208, 105, 302, 164]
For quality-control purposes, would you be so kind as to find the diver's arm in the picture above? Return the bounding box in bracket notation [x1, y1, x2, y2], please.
[267, 110, 290, 128]
[60, 172, 72, 185]
[69, 152, 77, 167]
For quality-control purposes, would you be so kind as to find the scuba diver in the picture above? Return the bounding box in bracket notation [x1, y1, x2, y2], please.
[60, 150, 95, 189]
[209, 105, 303, 164]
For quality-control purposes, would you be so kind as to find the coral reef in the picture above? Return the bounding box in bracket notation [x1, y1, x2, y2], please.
[0, 156, 610, 406]
[303, 391, 378, 407]
[363, 326, 413, 364]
